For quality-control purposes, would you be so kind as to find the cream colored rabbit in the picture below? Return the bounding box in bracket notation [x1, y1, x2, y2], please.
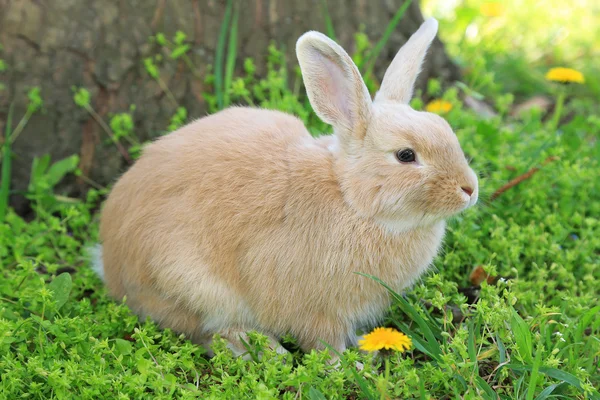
[94, 17, 478, 360]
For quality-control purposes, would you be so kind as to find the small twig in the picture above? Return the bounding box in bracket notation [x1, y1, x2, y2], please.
[7, 111, 32, 145]
[77, 173, 106, 190]
[84, 104, 133, 165]
[156, 77, 180, 109]
[0, 296, 18, 305]
[490, 156, 559, 201]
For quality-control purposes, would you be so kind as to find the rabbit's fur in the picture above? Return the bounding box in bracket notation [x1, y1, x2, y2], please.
[96, 18, 478, 359]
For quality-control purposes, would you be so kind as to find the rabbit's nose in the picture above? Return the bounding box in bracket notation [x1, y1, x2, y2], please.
[461, 186, 474, 196]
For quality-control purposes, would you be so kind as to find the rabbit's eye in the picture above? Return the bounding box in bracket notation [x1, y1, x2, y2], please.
[396, 149, 416, 163]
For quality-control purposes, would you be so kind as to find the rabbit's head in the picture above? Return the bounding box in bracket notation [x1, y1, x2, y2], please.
[297, 18, 478, 232]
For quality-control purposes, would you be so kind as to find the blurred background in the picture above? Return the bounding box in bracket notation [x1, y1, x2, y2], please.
[0, 0, 598, 215]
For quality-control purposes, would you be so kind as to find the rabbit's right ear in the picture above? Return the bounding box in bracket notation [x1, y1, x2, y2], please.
[375, 18, 439, 104]
[297, 32, 371, 141]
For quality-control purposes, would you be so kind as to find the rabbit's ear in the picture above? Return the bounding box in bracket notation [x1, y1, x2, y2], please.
[375, 17, 438, 104]
[297, 32, 371, 141]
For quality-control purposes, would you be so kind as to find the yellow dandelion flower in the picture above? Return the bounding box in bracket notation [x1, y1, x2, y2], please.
[480, 2, 504, 17]
[425, 99, 453, 114]
[358, 327, 412, 352]
[545, 67, 585, 84]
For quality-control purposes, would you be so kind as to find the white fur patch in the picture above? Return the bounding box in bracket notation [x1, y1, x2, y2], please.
[327, 136, 339, 153]
[87, 244, 105, 281]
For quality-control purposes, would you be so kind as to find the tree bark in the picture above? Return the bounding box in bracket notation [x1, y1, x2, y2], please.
[0, 0, 459, 213]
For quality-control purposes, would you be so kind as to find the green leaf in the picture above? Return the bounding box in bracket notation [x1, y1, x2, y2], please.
[174, 30, 187, 45]
[45, 155, 80, 187]
[48, 272, 72, 311]
[136, 357, 152, 375]
[73, 87, 91, 107]
[307, 387, 327, 400]
[534, 383, 563, 400]
[154, 32, 167, 46]
[164, 373, 177, 384]
[143, 58, 159, 80]
[475, 376, 498, 400]
[114, 339, 132, 356]
[496, 334, 507, 364]
[511, 308, 533, 364]
[26, 87, 43, 113]
[170, 44, 190, 60]
[29, 154, 52, 193]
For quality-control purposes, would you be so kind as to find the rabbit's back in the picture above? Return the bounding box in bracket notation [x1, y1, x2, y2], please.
[99, 107, 313, 305]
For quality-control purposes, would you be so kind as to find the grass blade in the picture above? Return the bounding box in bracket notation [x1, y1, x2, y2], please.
[496, 334, 507, 364]
[534, 383, 563, 400]
[238, 334, 259, 363]
[526, 345, 544, 400]
[0, 103, 14, 223]
[511, 308, 533, 364]
[419, 377, 426, 400]
[502, 363, 600, 400]
[467, 319, 477, 364]
[391, 317, 440, 361]
[215, 0, 233, 110]
[453, 373, 468, 391]
[319, 0, 337, 41]
[363, 0, 413, 77]
[223, 0, 240, 108]
[475, 375, 498, 400]
[575, 305, 600, 342]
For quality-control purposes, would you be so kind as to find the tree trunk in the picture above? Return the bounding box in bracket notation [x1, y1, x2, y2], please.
[0, 0, 459, 213]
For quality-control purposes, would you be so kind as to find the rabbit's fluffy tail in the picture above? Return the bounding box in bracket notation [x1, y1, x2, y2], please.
[88, 244, 105, 282]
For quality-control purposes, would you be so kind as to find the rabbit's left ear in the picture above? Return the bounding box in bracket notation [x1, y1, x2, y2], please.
[375, 18, 439, 104]
[297, 31, 372, 141]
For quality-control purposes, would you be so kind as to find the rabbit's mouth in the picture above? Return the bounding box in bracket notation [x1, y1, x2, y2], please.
[422, 190, 479, 221]
[460, 188, 479, 209]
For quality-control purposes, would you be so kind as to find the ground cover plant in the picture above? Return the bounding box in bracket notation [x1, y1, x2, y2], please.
[1, 1, 599, 398]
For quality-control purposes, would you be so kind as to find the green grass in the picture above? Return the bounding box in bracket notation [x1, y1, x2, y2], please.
[362, 0, 413, 79]
[215, 0, 235, 110]
[319, 0, 337, 41]
[1, 1, 599, 399]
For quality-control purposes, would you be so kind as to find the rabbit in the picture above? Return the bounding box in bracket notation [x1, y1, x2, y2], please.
[94, 17, 478, 361]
